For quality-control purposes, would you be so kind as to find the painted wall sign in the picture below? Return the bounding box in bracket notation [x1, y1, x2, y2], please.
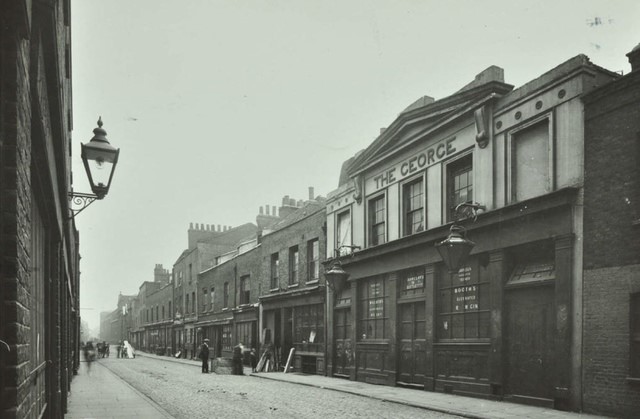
[405, 273, 425, 290]
[367, 136, 458, 192]
[453, 266, 478, 311]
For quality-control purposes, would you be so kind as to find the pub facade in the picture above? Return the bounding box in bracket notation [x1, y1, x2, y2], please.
[324, 58, 618, 410]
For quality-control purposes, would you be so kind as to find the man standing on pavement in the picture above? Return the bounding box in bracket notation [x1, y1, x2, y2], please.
[199, 338, 210, 373]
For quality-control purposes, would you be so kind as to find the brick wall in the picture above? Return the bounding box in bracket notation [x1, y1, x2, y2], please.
[582, 67, 640, 416]
[582, 266, 640, 417]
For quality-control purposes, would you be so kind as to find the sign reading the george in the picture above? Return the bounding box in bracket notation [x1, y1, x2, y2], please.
[369, 137, 458, 192]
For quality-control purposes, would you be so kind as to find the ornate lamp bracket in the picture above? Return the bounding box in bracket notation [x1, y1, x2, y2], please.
[68, 192, 99, 219]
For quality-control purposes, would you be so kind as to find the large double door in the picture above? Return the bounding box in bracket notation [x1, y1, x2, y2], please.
[505, 285, 555, 402]
[397, 302, 426, 386]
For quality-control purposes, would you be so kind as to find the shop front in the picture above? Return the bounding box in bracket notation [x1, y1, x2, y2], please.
[260, 286, 325, 374]
[328, 188, 578, 408]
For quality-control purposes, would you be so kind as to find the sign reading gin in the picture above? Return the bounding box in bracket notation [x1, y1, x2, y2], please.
[368, 136, 458, 192]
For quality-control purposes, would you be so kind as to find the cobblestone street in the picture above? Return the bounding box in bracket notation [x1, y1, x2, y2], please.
[96, 356, 460, 419]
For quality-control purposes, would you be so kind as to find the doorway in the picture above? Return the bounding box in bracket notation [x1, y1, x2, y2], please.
[505, 285, 555, 403]
[397, 302, 426, 386]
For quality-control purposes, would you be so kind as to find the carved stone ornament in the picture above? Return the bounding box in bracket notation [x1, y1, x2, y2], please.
[474, 106, 490, 149]
[352, 175, 363, 204]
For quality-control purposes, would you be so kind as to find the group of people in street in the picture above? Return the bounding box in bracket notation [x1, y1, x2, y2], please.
[198, 339, 258, 375]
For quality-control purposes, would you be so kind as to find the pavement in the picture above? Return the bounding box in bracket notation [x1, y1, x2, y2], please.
[130, 350, 608, 419]
[65, 348, 611, 419]
[66, 359, 173, 419]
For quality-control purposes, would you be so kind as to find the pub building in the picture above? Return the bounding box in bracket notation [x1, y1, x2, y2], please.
[324, 58, 618, 410]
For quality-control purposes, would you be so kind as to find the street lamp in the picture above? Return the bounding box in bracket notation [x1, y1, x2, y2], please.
[325, 245, 361, 294]
[69, 117, 120, 218]
[435, 202, 485, 273]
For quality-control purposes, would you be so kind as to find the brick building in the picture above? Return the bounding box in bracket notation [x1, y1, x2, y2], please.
[581, 43, 640, 417]
[172, 223, 257, 358]
[324, 57, 618, 411]
[259, 193, 327, 374]
[198, 237, 262, 359]
[0, 0, 81, 417]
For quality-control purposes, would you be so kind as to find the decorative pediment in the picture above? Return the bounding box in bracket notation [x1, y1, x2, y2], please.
[347, 80, 512, 177]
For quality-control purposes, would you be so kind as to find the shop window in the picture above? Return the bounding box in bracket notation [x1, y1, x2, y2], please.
[289, 246, 299, 285]
[359, 277, 389, 340]
[631, 292, 640, 378]
[400, 267, 425, 298]
[509, 118, 552, 202]
[294, 304, 324, 352]
[335, 309, 352, 341]
[240, 275, 250, 305]
[336, 210, 352, 255]
[368, 194, 386, 246]
[506, 261, 555, 288]
[270, 253, 280, 289]
[307, 239, 320, 282]
[236, 321, 254, 349]
[222, 324, 233, 352]
[223, 282, 229, 308]
[437, 261, 490, 340]
[403, 177, 424, 236]
[447, 153, 473, 221]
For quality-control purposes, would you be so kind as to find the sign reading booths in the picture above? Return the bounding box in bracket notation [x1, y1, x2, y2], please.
[367, 137, 458, 192]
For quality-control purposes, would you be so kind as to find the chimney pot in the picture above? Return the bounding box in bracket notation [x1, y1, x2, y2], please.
[259, 206, 264, 215]
[265, 205, 270, 216]
[189, 222, 194, 229]
[308, 186, 314, 200]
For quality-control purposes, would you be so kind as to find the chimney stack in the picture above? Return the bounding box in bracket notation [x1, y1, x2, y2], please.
[627, 43, 640, 72]
[308, 186, 314, 200]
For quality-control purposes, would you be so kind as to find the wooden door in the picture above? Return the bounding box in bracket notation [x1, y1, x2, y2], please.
[334, 309, 353, 377]
[397, 302, 426, 386]
[505, 285, 554, 401]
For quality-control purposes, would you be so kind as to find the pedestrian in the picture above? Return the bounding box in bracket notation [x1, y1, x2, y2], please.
[199, 338, 210, 373]
[250, 348, 258, 373]
[232, 342, 244, 375]
[83, 341, 96, 375]
[117, 342, 121, 358]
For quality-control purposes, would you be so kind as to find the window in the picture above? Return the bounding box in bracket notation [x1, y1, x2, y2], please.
[188, 263, 193, 284]
[223, 282, 229, 308]
[162, 305, 165, 320]
[185, 294, 190, 314]
[169, 301, 172, 318]
[202, 288, 208, 312]
[192, 292, 196, 313]
[437, 260, 490, 340]
[240, 276, 250, 305]
[447, 154, 473, 221]
[222, 324, 233, 352]
[209, 288, 215, 311]
[307, 239, 320, 282]
[178, 271, 183, 285]
[156, 305, 159, 321]
[400, 267, 425, 298]
[510, 119, 551, 202]
[336, 210, 352, 255]
[359, 277, 389, 340]
[403, 177, 424, 236]
[270, 253, 280, 289]
[368, 195, 386, 246]
[294, 304, 325, 352]
[289, 246, 299, 285]
[631, 293, 640, 378]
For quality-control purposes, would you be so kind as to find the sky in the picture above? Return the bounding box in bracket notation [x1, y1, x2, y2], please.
[71, 0, 640, 331]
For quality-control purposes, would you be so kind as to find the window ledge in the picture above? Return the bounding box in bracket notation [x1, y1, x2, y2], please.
[306, 280, 320, 285]
[627, 377, 640, 385]
[288, 283, 300, 289]
[270, 288, 280, 293]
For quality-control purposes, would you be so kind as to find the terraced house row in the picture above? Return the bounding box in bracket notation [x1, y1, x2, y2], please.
[102, 44, 640, 418]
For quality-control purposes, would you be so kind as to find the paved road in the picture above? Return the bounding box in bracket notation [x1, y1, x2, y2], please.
[99, 356, 461, 419]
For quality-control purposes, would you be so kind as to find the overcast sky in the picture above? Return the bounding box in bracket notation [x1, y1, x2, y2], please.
[71, 0, 640, 331]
